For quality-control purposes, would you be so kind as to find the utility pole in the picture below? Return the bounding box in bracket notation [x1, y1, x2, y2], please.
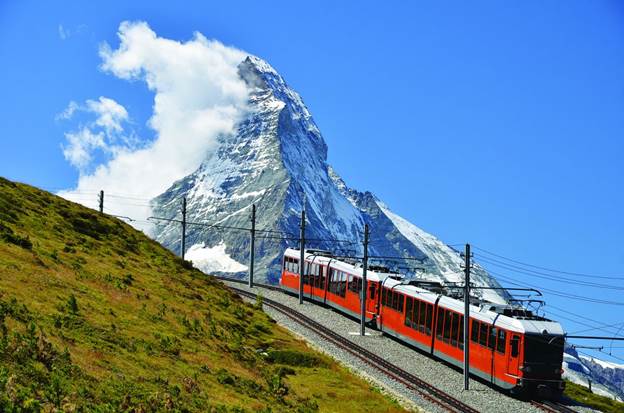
[248, 204, 256, 288]
[299, 209, 305, 304]
[181, 197, 187, 260]
[463, 243, 471, 391]
[360, 224, 369, 336]
[98, 190, 104, 214]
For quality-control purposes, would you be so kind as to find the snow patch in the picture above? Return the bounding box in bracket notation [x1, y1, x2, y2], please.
[186, 242, 248, 273]
[580, 355, 624, 371]
[563, 352, 624, 401]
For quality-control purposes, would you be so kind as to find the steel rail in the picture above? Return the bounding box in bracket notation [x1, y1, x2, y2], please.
[531, 400, 579, 413]
[225, 282, 480, 413]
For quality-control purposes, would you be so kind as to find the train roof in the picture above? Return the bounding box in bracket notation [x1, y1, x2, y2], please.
[284, 249, 564, 336]
[383, 276, 564, 335]
[284, 248, 403, 283]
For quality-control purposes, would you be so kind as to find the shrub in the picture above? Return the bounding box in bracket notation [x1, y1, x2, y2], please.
[0, 224, 32, 250]
[67, 295, 79, 315]
[255, 294, 264, 309]
[122, 273, 134, 286]
[266, 350, 324, 368]
[154, 333, 181, 356]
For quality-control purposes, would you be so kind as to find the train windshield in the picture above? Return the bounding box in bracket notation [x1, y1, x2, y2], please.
[524, 334, 564, 364]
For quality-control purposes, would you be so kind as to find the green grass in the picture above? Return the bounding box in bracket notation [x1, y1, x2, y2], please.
[0, 177, 410, 412]
[564, 380, 624, 413]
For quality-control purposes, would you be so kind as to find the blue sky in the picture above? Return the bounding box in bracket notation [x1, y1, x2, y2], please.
[1, 1, 624, 362]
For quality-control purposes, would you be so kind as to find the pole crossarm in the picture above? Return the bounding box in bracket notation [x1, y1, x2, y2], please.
[566, 335, 624, 341]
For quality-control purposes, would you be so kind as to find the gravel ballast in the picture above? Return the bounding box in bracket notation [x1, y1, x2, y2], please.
[224, 281, 596, 413]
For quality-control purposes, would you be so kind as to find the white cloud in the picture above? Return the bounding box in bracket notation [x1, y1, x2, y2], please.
[56, 100, 79, 120]
[58, 24, 68, 40]
[86, 97, 128, 134]
[59, 21, 250, 233]
[59, 96, 130, 170]
[62, 127, 105, 169]
[58, 24, 87, 40]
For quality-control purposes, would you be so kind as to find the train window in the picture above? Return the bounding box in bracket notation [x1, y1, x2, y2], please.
[510, 335, 519, 358]
[496, 329, 506, 354]
[451, 313, 459, 347]
[329, 269, 338, 295]
[339, 271, 347, 297]
[458, 315, 464, 349]
[436, 308, 444, 340]
[471, 320, 479, 343]
[443, 311, 452, 343]
[413, 300, 421, 331]
[405, 297, 413, 327]
[425, 304, 433, 335]
[356, 277, 362, 295]
[398, 293, 404, 312]
[488, 327, 497, 350]
[479, 323, 489, 347]
[369, 283, 376, 299]
[303, 263, 310, 285]
[416, 301, 423, 332]
[348, 274, 355, 292]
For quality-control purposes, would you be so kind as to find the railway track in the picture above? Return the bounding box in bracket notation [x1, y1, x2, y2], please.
[224, 281, 480, 413]
[531, 400, 579, 413]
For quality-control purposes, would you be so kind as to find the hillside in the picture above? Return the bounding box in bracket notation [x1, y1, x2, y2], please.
[0, 177, 407, 412]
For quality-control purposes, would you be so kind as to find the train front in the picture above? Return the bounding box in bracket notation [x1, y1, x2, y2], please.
[516, 319, 565, 399]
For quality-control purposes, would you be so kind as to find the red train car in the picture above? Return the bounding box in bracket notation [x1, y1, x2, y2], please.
[280, 248, 565, 398]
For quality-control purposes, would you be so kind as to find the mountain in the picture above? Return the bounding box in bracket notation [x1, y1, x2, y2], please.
[563, 346, 624, 402]
[0, 177, 406, 412]
[151, 55, 509, 304]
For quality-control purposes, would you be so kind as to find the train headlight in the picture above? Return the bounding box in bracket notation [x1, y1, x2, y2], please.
[519, 365, 532, 373]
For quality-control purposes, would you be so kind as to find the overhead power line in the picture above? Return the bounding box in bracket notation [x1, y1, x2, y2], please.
[476, 255, 624, 290]
[491, 270, 624, 306]
[474, 246, 624, 280]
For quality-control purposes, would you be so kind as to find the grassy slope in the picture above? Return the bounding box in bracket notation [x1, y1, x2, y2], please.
[0, 177, 408, 413]
[564, 381, 624, 413]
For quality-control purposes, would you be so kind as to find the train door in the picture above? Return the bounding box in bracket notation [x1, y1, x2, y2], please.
[366, 281, 377, 314]
[320, 265, 328, 304]
[507, 334, 521, 376]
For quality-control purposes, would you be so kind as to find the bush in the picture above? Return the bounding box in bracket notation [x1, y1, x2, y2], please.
[0, 223, 32, 250]
[122, 273, 134, 286]
[154, 333, 181, 356]
[266, 350, 324, 368]
[67, 295, 79, 315]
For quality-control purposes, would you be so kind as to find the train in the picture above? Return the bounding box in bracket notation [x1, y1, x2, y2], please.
[280, 248, 565, 399]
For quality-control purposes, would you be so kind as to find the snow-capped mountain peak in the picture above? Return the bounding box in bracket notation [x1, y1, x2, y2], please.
[150, 54, 508, 302]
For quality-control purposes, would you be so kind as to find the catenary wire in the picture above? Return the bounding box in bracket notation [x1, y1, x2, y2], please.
[473, 245, 624, 280]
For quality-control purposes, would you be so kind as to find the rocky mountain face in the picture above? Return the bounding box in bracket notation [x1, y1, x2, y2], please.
[150, 55, 508, 303]
[563, 346, 624, 401]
